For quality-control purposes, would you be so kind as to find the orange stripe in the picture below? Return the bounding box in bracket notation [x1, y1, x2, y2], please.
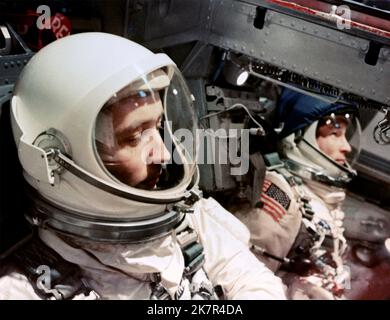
[261, 180, 272, 192]
[261, 201, 283, 221]
[263, 204, 280, 223]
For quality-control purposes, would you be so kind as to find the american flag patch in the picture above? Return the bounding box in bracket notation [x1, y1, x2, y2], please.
[260, 179, 291, 223]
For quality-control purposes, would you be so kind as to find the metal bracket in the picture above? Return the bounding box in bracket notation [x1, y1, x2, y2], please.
[0, 25, 12, 55]
[374, 107, 390, 144]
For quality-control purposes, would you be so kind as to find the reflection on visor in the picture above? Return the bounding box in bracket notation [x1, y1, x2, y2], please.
[321, 113, 353, 129]
[106, 90, 161, 109]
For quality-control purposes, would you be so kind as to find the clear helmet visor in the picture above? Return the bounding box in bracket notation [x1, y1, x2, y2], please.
[316, 111, 361, 168]
[94, 66, 198, 192]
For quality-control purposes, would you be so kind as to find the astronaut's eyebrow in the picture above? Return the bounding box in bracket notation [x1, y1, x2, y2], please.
[116, 125, 141, 140]
[115, 115, 163, 142]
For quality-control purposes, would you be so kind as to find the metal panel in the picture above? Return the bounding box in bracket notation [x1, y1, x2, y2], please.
[185, 79, 216, 191]
[343, 193, 390, 243]
[134, 0, 209, 48]
[208, 115, 238, 190]
[241, 0, 390, 45]
[129, 0, 389, 106]
[0, 84, 13, 112]
[355, 111, 390, 183]
[207, 0, 390, 105]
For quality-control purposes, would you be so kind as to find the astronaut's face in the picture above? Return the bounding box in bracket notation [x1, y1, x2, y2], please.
[97, 91, 171, 189]
[316, 118, 352, 165]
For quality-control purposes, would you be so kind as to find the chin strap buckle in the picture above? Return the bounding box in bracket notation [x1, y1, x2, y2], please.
[171, 189, 202, 214]
[182, 188, 203, 207]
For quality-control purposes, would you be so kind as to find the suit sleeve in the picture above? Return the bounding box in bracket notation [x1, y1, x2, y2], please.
[0, 272, 41, 300]
[188, 197, 287, 300]
[233, 171, 303, 272]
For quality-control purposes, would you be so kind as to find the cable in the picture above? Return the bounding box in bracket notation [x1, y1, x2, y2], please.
[199, 103, 265, 139]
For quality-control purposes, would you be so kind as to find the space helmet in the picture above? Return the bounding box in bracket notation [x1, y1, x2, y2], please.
[11, 33, 199, 243]
[277, 88, 361, 188]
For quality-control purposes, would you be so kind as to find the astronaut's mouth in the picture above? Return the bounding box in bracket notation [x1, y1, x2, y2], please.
[137, 167, 163, 190]
[143, 177, 160, 189]
[336, 159, 346, 165]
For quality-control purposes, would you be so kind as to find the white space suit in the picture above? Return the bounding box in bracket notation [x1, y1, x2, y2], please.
[232, 88, 361, 299]
[0, 197, 285, 300]
[234, 170, 349, 299]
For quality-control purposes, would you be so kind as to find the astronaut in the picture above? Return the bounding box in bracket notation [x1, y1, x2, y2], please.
[0, 33, 286, 300]
[233, 88, 361, 299]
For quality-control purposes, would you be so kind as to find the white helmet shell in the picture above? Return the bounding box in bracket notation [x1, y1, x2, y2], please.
[11, 33, 198, 242]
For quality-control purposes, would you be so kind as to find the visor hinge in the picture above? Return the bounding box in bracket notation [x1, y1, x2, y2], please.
[173, 188, 203, 214]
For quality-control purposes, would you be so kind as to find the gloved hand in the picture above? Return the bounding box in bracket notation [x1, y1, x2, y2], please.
[287, 277, 336, 300]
